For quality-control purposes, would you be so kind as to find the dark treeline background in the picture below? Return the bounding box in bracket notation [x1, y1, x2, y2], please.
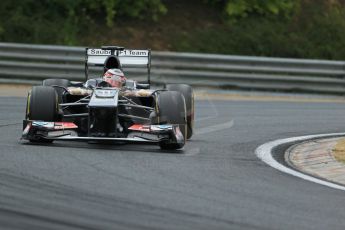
[1, 0, 345, 59]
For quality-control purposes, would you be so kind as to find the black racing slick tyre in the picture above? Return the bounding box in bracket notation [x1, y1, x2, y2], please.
[26, 86, 59, 143]
[165, 84, 194, 139]
[155, 91, 187, 150]
[43, 78, 70, 103]
[28, 86, 59, 121]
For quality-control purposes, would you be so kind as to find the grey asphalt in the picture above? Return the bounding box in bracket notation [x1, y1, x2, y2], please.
[1, 96, 345, 230]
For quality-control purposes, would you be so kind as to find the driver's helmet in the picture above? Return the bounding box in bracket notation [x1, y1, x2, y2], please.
[103, 68, 126, 88]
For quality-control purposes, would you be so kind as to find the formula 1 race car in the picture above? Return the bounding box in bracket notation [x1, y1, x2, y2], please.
[22, 46, 194, 150]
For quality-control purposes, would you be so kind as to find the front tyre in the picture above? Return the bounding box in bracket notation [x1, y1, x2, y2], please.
[165, 84, 194, 139]
[155, 91, 187, 150]
[26, 86, 60, 143]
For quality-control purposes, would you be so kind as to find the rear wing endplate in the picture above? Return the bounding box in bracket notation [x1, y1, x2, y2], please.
[85, 46, 151, 84]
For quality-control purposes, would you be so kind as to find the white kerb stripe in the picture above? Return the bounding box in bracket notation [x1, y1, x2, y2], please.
[255, 133, 345, 191]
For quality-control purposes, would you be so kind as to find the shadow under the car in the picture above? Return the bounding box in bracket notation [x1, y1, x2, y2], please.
[21, 140, 184, 155]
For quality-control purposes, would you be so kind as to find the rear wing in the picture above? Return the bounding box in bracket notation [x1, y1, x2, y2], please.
[85, 46, 151, 84]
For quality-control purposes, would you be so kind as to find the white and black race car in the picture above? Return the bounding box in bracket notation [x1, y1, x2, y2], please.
[22, 46, 194, 150]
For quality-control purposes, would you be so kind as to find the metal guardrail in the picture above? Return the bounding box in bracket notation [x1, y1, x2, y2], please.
[1, 42, 345, 94]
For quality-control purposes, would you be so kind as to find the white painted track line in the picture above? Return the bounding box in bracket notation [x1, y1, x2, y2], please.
[255, 133, 345, 191]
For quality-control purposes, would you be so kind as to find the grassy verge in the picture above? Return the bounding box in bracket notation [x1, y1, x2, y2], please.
[333, 138, 345, 164]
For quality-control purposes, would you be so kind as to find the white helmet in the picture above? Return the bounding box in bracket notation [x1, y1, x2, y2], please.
[103, 69, 126, 88]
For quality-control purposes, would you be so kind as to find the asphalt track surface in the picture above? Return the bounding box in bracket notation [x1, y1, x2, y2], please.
[1, 96, 345, 230]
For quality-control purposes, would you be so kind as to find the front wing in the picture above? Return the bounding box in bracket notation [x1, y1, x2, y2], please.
[22, 120, 184, 145]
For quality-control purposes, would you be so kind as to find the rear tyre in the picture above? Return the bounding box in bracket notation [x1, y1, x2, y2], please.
[155, 91, 187, 150]
[43, 78, 70, 103]
[26, 86, 59, 143]
[165, 84, 194, 139]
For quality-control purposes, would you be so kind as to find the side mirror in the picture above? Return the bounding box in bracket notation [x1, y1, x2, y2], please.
[136, 83, 150, 89]
[70, 81, 84, 87]
[124, 80, 136, 90]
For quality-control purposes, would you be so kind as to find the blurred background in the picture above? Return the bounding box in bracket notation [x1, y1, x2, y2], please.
[1, 0, 345, 60]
